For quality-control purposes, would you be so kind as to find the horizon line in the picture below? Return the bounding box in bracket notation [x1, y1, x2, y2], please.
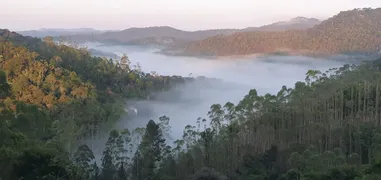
[13, 16, 326, 32]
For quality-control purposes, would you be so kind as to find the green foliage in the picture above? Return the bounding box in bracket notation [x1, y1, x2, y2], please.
[130, 120, 167, 180]
[11, 147, 74, 180]
[74, 144, 95, 179]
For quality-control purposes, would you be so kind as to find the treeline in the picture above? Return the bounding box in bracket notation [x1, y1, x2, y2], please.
[49, 57, 381, 180]
[183, 8, 381, 56]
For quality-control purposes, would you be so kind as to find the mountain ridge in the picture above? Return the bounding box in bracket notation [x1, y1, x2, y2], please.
[17, 28, 107, 38]
[178, 7, 381, 57]
[57, 17, 320, 46]
[247, 17, 321, 31]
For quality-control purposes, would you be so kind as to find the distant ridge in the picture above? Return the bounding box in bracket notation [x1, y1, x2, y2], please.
[61, 26, 240, 46]
[243, 17, 321, 32]
[179, 8, 381, 57]
[58, 17, 321, 47]
[17, 28, 105, 38]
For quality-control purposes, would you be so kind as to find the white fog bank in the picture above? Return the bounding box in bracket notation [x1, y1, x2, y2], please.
[83, 42, 349, 142]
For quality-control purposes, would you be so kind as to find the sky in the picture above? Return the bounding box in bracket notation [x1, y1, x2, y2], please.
[1, 0, 381, 31]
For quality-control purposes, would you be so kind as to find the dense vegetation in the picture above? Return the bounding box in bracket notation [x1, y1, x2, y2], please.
[183, 8, 381, 56]
[3, 28, 381, 180]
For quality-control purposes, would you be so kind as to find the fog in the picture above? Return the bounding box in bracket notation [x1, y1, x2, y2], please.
[82, 42, 347, 144]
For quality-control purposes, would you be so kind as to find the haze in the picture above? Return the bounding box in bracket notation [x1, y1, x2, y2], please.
[2, 0, 381, 31]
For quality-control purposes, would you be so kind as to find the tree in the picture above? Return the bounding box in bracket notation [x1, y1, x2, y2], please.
[0, 71, 10, 98]
[43, 36, 55, 46]
[116, 162, 127, 180]
[91, 162, 101, 180]
[73, 144, 95, 179]
[120, 54, 130, 71]
[132, 120, 166, 180]
[101, 149, 116, 180]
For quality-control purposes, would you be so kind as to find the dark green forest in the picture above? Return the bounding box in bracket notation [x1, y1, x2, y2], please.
[2, 29, 381, 180]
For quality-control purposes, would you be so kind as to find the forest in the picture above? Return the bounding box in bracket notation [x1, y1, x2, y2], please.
[2, 28, 381, 180]
[183, 8, 381, 56]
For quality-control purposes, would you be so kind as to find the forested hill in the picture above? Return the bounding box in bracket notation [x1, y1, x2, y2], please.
[0, 29, 189, 97]
[0, 29, 192, 179]
[0, 28, 194, 120]
[181, 8, 381, 57]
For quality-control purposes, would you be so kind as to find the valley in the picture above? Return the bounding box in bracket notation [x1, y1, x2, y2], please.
[3, 4, 381, 180]
[81, 42, 347, 140]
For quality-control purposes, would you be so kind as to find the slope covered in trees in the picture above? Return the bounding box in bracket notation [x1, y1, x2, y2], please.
[181, 8, 381, 57]
[0, 29, 189, 98]
[0, 29, 192, 180]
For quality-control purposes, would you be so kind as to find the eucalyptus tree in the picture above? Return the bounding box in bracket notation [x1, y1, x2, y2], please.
[73, 144, 96, 179]
[131, 120, 167, 180]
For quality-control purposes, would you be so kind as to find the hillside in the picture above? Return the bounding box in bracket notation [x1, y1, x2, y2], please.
[0, 29, 192, 98]
[60, 17, 320, 47]
[0, 28, 196, 179]
[181, 8, 381, 57]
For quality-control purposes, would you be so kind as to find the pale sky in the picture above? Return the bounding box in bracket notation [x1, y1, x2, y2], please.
[1, 0, 381, 31]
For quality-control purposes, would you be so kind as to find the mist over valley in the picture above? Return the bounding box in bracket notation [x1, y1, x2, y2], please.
[81, 42, 347, 141]
[4, 4, 381, 180]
